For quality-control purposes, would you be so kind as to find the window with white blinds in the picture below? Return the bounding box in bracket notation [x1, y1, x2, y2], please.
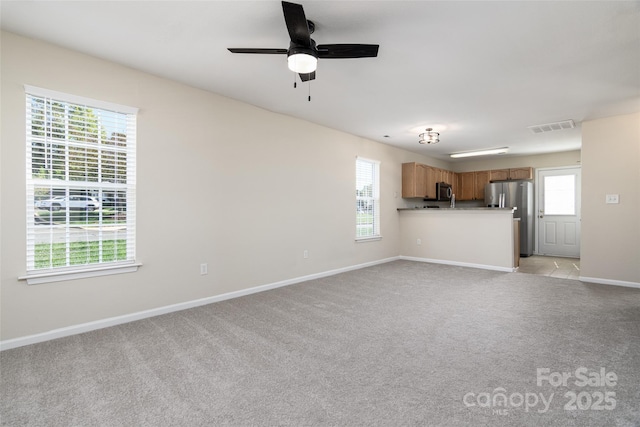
[25, 86, 138, 281]
[355, 157, 381, 240]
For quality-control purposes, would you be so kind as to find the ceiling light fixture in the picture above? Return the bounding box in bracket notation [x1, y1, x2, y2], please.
[287, 47, 318, 74]
[450, 147, 509, 158]
[419, 128, 439, 144]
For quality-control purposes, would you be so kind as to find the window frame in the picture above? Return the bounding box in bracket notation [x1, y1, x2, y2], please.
[355, 156, 381, 242]
[21, 85, 140, 285]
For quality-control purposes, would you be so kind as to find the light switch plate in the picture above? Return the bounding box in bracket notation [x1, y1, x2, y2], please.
[605, 194, 619, 204]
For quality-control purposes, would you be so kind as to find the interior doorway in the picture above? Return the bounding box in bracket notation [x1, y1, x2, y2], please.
[536, 166, 581, 258]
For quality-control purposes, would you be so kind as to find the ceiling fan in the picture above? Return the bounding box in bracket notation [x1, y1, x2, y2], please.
[227, 1, 379, 84]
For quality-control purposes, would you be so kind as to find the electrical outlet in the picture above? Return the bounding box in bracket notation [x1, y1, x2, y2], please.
[303, 250, 309, 259]
[605, 194, 619, 204]
[200, 263, 208, 275]
[417, 238, 422, 245]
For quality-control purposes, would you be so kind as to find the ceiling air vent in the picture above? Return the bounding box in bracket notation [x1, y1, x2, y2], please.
[528, 120, 576, 134]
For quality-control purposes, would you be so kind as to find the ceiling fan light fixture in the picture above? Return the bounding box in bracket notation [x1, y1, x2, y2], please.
[418, 128, 439, 144]
[287, 52, 318, 74]
[228, 2, 379, 83]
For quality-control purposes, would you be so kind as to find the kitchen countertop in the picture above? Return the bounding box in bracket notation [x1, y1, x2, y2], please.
[397, 207, 515, 212]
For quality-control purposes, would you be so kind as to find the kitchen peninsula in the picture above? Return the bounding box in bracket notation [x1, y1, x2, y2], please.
[397, 207, 517, 271]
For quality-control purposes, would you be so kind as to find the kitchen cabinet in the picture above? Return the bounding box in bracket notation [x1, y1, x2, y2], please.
[457, 172, 476, 200]
[402, 162, 436, 199]
[457, 171, 489, 201]
[434, 168, 443, 184]
[490, 167, 533, 181]
[402, 162, 426, 198]
[424, 166, 437, 199]
[475, 170, 490, 200]
[435, 168, 457, 186]
[403, 163, 451, 199]
[451, 172, 459, 197]
[490, 169, 510, 181]
[404, 162, 533, 200]
[402, 163, 522, 200]
[441, 170, 455, 186]
[509, 167, 534, 180]
[441, 169, 456, 196]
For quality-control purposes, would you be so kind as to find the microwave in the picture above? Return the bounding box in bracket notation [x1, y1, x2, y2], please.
[436, 182, 453, 201]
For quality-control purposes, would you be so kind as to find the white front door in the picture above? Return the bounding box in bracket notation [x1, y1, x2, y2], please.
[537, 167, 581, 257]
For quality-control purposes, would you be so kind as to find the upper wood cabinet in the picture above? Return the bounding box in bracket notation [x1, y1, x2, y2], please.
[403, 163, 458, 199]
[450, 171, 458, 197]
[508, 167, 534, 180]
[440, 169, 456, 195]
[424, 165, 437, 199]
[474, 170, 490, 200]
[441, 170, 455, 186]
[403, 162, 435, 199]
[457, 172, 476, 200]
[433, 168, 443, 184]
[490, 169, 510, 181]
[489, 167, 533, 181]
[402, 162, 426, 198]
[402, 163, 532, 200]
[457, 171, 490, 201]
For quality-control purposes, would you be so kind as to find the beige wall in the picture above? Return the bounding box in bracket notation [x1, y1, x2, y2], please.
[399, 210, 515, 270]
[2, 31, 638, 343]
[0, 32, 438, 341]
[581, 112, 640, 285]
[450, 150, 581, 173]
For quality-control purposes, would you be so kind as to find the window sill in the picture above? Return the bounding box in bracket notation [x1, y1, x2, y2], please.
[19, 262, 142, 285]
[355, 236, 382, 243]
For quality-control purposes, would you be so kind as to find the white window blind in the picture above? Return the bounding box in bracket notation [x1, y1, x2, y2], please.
[356, 157, 381, 240]
[25, 86, 138, 278]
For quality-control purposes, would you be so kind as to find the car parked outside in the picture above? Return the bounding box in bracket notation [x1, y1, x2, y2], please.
[100, 196, 126, 210]
[36, 196, 101, 211]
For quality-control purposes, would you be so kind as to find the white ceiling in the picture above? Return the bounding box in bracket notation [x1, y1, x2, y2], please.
[2, 1, 639, 161]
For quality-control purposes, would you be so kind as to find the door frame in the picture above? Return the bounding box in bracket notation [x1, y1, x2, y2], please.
[534, 165, 582, 256]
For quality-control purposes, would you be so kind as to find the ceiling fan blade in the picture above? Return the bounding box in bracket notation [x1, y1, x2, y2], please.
[228, 2, 381, 85]
[317, 44, 379, 59]
[228, 48, 288, 54]
[299, 71, 316, 82]
[282, 1, 311, 47]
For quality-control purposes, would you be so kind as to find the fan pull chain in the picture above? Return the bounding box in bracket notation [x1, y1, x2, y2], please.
[308, 81, 311, 102]
[293, 73, 297, 89]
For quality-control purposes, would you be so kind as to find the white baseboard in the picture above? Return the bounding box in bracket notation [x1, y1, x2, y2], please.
[399, 256, 516, 273]
[0, 257, 399, 351]
[578, 276, 640, 289]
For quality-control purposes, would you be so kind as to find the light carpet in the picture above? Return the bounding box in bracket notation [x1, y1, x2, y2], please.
[1, 260, 639, 426]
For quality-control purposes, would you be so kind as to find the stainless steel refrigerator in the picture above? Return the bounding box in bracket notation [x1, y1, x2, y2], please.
[485, 180, 534, 256]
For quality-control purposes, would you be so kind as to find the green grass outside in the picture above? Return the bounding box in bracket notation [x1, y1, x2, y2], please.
[356, 212, 374, 237]
[356, 226, 374, 237]
[35, 240, 127, 269]
[357, 213, 373, 222]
